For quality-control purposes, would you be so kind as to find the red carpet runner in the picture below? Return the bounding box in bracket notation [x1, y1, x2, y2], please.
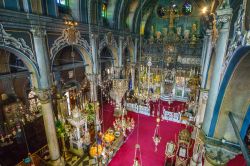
[101, 102, 193, 166]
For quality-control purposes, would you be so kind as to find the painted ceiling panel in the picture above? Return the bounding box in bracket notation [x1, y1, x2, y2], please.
[143, 0, 204, 38]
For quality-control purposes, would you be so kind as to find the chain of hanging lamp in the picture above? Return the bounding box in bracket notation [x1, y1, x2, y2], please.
[133, 0, 143, 165]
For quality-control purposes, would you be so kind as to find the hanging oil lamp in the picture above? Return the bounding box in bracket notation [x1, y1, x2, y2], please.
[133, 144, 142, 166]
[152, 117, 161, 152]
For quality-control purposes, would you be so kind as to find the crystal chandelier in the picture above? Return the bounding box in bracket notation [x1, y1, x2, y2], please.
[113, 108, 135, 136]
[110, 79, 128, 117]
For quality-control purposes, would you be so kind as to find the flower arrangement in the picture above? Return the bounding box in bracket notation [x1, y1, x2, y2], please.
[84, 102, 96, 124]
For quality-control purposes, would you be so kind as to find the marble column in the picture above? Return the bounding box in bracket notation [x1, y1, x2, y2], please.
[89, 33, 101, 131]
[86, 74, 98, 102]
[118, 36, 124, 67]
[200, 33, 208, 75]
[37, 90, 61, 161]
[201, 30, 213, 88]
[134, 38, 138, 63]
[130, 63, 136, 90]
[196, 89, 208, 127]
[202, 4, 232, 135]
[31, 27, 61, 162]
[90, 33, 98, 74]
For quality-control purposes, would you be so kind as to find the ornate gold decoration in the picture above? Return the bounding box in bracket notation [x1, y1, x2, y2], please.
[64, 27, 79, 45]
[179, 128, 191, 142]
[50, 27, 91, 60]
[90, 144, 103, 157]
[162, 8, 180, 29]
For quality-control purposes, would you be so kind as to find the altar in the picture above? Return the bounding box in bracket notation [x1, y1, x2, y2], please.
[125, 103, 151, 116]
[162, 109, 181, 123]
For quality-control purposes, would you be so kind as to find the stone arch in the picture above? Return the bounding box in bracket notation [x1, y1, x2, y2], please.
[51, 45, 93, 74]
[98, 33, 119, 66]
[208, 46, 250, 141]
[50, 28, 93, 74]
[0, 24, 39, 88]
[0, 46, 39, 88]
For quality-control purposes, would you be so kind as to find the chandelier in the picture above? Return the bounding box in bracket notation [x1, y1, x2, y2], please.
[113, 108, 135, 136]
[110, 79, 128, 117]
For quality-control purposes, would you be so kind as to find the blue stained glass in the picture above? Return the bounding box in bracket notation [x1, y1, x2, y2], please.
[182, 2, 192, 15]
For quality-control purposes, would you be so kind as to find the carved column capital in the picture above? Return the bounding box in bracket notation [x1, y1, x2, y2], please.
[90, 33, 98, 40]
[215, 4, 232, 30]
[36, 89, 51, 104]
[31, 26, 46, 37]
[86, 73, 99, 83]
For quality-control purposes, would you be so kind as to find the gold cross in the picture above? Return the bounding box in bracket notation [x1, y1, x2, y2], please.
[162, 8, 179, 29]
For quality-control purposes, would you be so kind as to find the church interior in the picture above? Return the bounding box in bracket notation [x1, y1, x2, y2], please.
[0, 0, 250, 166]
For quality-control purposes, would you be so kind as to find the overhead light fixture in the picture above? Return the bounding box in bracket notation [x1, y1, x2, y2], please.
[202, 7, 208, 14]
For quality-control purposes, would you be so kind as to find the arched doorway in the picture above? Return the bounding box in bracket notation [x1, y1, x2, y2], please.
[0, 48, 45, 165]
[99, 46, 114, 79]
[98, 46, 114, 102]
[211, 47, 250, 143]
[52, 46, 90, 117]
[123, 47, 131, 78]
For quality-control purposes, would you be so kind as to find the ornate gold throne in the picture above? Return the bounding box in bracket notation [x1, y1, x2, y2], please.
[175, 128, 191, 166]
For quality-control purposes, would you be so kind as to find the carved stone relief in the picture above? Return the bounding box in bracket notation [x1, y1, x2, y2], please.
[0, 24, 36, 63]
[221, 5, 249, 78]
[50, 27, 91, 60]
[98, 32, 118, 56]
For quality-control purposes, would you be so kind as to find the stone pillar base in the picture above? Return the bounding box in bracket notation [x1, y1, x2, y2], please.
[48, 157, 65, 166]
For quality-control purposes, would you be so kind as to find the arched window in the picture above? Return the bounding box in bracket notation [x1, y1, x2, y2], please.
[57, 0, 69, 15]
[57, 0, 68, 6]
[102, 3, 107, 19]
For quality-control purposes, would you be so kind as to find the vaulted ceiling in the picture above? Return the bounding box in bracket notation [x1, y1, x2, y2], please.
[93, 0, 214, 34]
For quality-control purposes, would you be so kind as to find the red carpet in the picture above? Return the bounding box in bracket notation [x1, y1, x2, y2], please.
[227, 154, 247, 166]
[149, 100, 188, 118]
[101, 102, 193, 166]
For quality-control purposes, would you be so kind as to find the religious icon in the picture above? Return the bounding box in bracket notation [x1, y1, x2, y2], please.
[177, 26, 182, 36]
[166, 142, 175, 154]
[192, 23, 197, 34]
[179, 147, 187, 157]
[184, 29, 190, 40]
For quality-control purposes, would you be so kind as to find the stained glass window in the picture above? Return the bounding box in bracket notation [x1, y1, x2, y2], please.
[102, 3, 107, 18]
[57, 0, 68, 6]
[182, 1, 192, 15]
